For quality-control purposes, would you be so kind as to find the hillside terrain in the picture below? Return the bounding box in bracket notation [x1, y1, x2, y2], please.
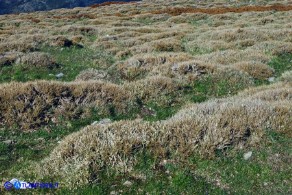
[0, 0, 137, 15]
[0, 0, 291, 194]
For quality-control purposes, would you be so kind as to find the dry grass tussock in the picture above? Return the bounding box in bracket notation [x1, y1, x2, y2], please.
[130, 37, 184, 54]
[149, 60, 216, 82]
[0, 34, 45, 53]
[31, 82, 291, 188]
[0, 81, 133, 130]
[0, 52, 23, 67]
[0, 76, 185, 130]
[280, 71, 292, 82]
[15, 52, 57, 69]
[117, 52, 193, 80]
[233, 61, 274, 80]
[75, 68, 109, 81]
[123, 76, 181, 105]
[188, 48, 273, 80]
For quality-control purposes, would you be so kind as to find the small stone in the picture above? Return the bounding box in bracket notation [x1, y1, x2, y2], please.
[3, 140, 14, 145]
[171, 63, 178, 71]
[99, 118, 112, 125]
[49, 74, 54, 76]
[275, 153, 280, 157]
[123, 181, 132, 187]
[243, 151, 252, 160]
[91, 121, 98, 125]
[110, 191, 118, 195]
[264, 182, 268, 186]
[66, 122, 72, 128]
[56, 73, 64, 79]
[268, 77, 275, 82]
[36, 138, 45, 142]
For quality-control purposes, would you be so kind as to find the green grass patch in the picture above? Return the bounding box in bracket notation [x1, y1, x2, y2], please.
[143, 102, 180, 122]
[0, 45, 115, 83]
[185, 70, 254, 102]
[268, 53, 292, 77]
[191, 129, 292, 194]
[254, 53, 292, 85]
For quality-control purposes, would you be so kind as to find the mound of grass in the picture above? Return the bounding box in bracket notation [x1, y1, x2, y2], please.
[0, 80, 134, 130]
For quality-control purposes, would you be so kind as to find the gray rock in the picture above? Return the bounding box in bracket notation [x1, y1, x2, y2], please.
[91, 121, 98, 125]
[3, 140, 14, 145]
[171, 63, 178, 71]
[123, 181, 132, 187]
[56, 73, 64, 79]
[99, 118, 112, 125]
[91, 118, 112, 126]
[268, 77, 275, 82]
[243, 151, 252, 160]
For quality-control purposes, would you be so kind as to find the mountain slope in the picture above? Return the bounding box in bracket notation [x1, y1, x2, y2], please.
[0, 0, 136, 15]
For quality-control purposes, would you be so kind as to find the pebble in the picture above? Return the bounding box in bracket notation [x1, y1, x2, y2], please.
[243, 151, 252, 160]
[171, 63, 178, 71]
[56, 73, 64, 79]
[3, 140, 14, 145]
[91, 121, 98, 125]
[91, 118, 112, 126]
[268, 77, 275, 82]
[123, 181, 132, 187]
[99, 118, 112, 125]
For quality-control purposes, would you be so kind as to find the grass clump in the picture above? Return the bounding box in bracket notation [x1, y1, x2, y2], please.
[75, 68, 109, 81]
[0, 80, 134, 130]
[234, 61, 274, 80]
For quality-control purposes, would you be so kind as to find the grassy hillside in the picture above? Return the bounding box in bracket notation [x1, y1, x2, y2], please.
[0, 0, 291, 194]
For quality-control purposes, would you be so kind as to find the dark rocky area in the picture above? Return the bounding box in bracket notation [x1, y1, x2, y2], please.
[0, 0, 137, 15]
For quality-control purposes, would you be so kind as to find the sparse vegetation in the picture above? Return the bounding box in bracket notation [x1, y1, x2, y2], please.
[0, 0, 291, 194]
